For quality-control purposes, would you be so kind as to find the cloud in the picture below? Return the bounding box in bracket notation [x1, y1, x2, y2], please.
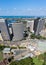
[14, 8, 16, 10]
[27, 8, 32, 11]
[0, 8, 46, 16]
[0, 8, 2, 10]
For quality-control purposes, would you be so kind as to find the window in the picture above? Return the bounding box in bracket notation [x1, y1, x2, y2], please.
[0, 30, 1, 33]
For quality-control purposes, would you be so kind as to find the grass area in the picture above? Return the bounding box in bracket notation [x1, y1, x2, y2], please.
[0, 44, 46, 65]
[10, 53, 46, 65]
[30, 33, 46, 39]
[33, 57, 43, 65]
[0, 51, 3, 61]
[10, 57, 44, 65]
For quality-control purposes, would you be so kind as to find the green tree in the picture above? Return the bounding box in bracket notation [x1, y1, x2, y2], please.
[43, 52, 46, 65]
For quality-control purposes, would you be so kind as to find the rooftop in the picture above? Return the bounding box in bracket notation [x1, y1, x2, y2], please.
[0, 19, 5, 22]
[3, 48, 10, 53]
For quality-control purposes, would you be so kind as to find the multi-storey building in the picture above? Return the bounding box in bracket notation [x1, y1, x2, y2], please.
[33, 18, 45, 35]
[12, 22, 24, 41]
[26, 20, 34, 33]
[0, 19, 11, 41]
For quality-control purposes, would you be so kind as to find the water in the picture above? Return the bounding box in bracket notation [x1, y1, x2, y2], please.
[0, 16, 46, 23]
[0, 16, 46, 18]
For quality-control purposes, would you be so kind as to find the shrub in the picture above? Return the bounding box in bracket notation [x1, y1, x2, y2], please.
[30, 34, 46, 40]
[0, 45, 10, 51]
[18, 47, 26, 49]
[11, 47, 17, 49]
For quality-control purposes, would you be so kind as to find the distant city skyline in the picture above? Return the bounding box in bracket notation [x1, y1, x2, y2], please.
[0, 0, 46, 16]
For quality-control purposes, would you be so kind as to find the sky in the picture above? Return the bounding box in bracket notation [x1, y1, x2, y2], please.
[0, 0, 46, 16]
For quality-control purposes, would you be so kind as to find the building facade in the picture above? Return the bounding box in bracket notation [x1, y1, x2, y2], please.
[12, 22, 24, 41]
[33, 18, 45, 35]
[0, 19, 11, 41]
[26, 20, 34, 33]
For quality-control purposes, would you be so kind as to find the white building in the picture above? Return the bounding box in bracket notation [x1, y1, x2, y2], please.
[0, 33, 3, 41]
[26, 20, 34, 33]
[0, 19, 10, 41]
[45, 18, 46, 23]
[27, 45, 36, 51]
[3, 48, 11, 58]
[3, 48, 10, 54]
[40, 28, 46, 37]
[34, 18, 45, 35]
[12, 22, 24, 41]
